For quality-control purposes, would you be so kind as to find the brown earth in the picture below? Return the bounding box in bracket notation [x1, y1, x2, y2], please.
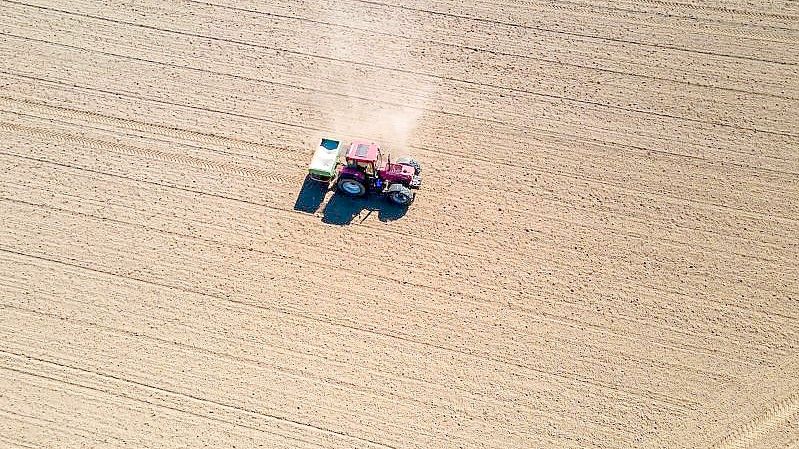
[0, 0, 798, 447]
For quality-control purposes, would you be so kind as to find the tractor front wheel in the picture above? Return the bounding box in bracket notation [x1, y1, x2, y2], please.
[337, 177, 366, 197]
[386, 184, 415, 206]
[395, 156, 421, 175]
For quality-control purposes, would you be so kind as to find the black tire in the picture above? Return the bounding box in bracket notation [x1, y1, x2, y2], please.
[395, 156, 421, 175]
[337, 177, 366, 197]
[386, 184, 415, 206]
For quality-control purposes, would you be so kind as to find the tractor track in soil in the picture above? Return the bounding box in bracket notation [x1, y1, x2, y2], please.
[3, 96, 796, 304]
[2, 77, 797, 221]
[478, 0, 799, 25]
[712, 393, 799, 449]
[3, 120, 796, 301]
[345, 0, 799, 65]
[4, 180, 790, 365]
[0, 245, 702, 417]
[2, 29, 797, 170]
[1, 188, 792, 371]
[0, 122, 289, 183]
[1, 10, 792, 143]
[1, 0, 797, 448]
[6, 1, 796, 101]
[3, 0, 798, 135]
[3, 103, 796, 260]
[355, 0, 799, 43]
[2, 74, 796, 181]
[9, 0, 793, 65]
[0, 159, 792, 408]
[3, 104, 796, 360]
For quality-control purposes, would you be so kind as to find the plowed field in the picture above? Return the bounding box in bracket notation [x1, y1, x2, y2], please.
[1, 0, 797, 448]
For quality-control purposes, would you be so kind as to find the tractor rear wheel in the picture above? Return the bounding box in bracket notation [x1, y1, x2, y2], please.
[386, 184, 415, 206]
[395, 156, 421, 175]
[337, 177, 366, 197]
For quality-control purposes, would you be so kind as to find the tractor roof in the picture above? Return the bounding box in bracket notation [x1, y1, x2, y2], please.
[346, 140, 380, 162]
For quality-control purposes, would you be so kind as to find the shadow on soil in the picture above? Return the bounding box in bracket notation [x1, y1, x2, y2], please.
[293, 175, 328, 213]
[293, 175, 408, 225]
[321, 193, 408, 225]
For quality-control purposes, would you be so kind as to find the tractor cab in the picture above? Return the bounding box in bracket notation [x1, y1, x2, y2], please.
[345, 141, 382, 176]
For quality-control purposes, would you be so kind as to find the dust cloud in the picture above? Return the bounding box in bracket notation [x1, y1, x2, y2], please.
[313, 1, 434, 154]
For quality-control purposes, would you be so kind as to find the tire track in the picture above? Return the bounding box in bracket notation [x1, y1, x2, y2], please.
[202, 0, 799, 35]
[0, 30, 503, 124]
[352, 0, 799, 65]
[0, 301, 508, 420]
[10, 1, 795, 101]
[2, 109, 288, 168]
[0, 250, 732, 436]
[6, 117, 799, 310]
[0, 104, 796, 262]
[9, 141, 788, 374]
[7, 186, 792, 378]
[5, 147, 795, 321]
[712, 393, 799, 449]
[0, 354, 341, 449]
[0, 32, 503, 125]
[7, 101, 799, 262]
[0, 95, 279, 159]
[0, 246, 699, 412]
[429, 0, 799, 41]
[0, 411, 97, 447]
[390, 0, 799, 23]
[7, 23, 799, 165]
[0, 196, 470, 313]
[5, 192, 777, 377]
[3, 94, 796, 364]
[0, 391, 319, 449]
[0, 121, 289, 183]
[10, 156, 791, 270]
[620, 0, 798, 21]
[9, 164, 796, 356]
[439, 0, 798, 22]
[7, 163, 796, 330]
[4, 0, 798, 136]
[0, 150, 474, 255]
[2, 306, 580, 446]
[1, 317, 452, 448]
[6, 76, 797, 180]
[183, 1, 798, 97]
[5, 47, 798, 175]
[4, 131, 797, 320]
[481, 0, 799, 29]
[4, 79, 798, 226]
[0, 408, 127, 446]
[0, 436, 38, 449]
[4, 252, 660, 430]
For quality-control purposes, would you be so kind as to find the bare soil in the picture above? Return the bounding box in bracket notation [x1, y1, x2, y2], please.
[1, 0, 797, 447]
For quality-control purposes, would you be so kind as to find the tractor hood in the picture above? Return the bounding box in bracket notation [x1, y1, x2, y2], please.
[379, 163, 415, 182]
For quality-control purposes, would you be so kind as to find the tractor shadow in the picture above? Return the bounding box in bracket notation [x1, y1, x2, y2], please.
[293, 175, 409, 225]
[293, 175, 328, 213]
[321, 192, 408, 225]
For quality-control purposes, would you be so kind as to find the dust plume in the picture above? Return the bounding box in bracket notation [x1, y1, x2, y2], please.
[312, 1, 434, 155]
[328, 96, 431, 154]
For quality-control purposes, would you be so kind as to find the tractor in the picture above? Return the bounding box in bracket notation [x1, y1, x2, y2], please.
[307, 138, 422, 206]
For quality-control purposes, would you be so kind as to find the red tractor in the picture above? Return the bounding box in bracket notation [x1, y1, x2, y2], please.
[308, 138, 422, 206]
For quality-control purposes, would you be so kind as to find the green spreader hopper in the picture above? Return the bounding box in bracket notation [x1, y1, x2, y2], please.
[308, 138, 342, 182]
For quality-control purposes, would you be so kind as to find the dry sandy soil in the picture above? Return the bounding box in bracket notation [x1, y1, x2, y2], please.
[1, 0, 798, 447]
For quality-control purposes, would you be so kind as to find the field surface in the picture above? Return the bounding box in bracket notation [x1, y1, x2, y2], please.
[1, 0, 798, 448]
